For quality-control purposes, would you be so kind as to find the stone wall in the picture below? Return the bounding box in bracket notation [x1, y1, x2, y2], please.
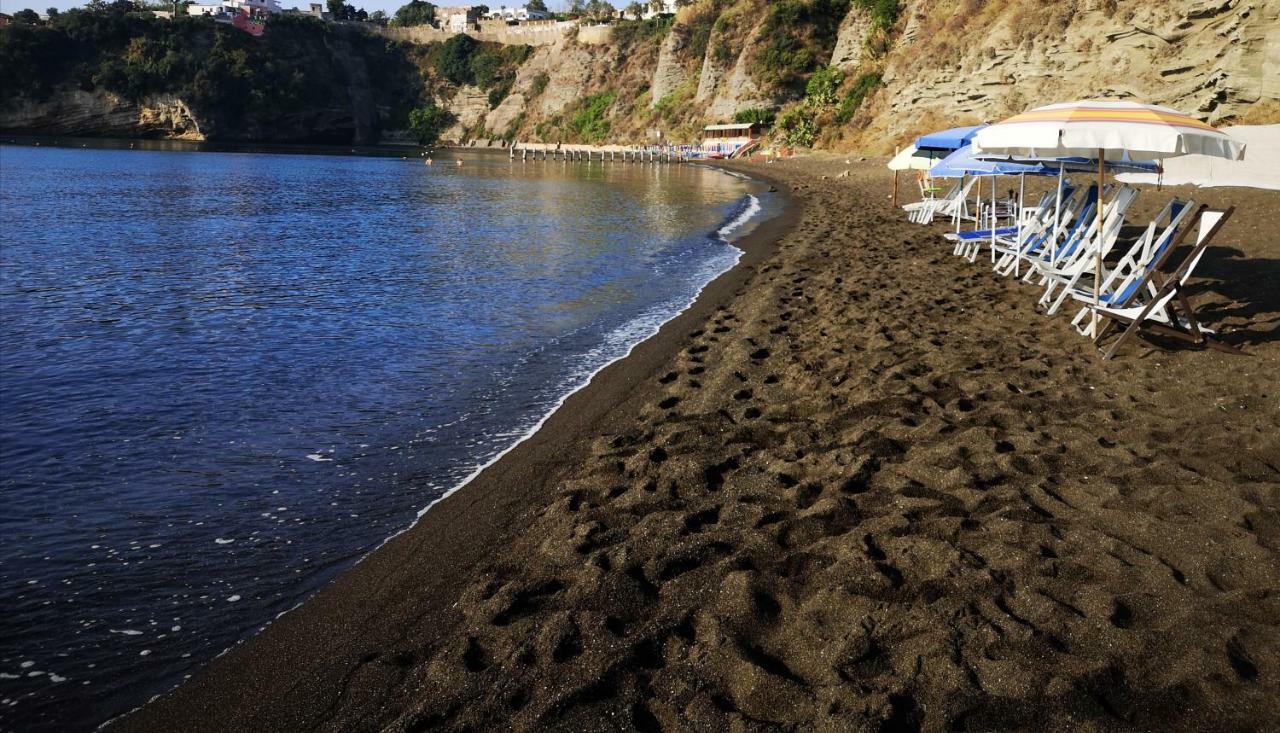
[375, 20, 576, 47]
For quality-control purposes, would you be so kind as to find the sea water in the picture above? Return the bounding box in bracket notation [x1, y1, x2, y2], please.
[0, 142, 774, 731]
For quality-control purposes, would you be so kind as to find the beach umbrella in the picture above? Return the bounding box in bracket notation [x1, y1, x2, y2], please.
[887, 144, 939, 171]
[973, 100, 1245, 337]
[915, 125, 987, 153]
[888, 144, 946, 208]
[930, 145, 1058, 258]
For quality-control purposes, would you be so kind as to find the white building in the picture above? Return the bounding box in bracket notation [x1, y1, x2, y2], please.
[643, 0, 678, 19]
[188, 0, 282, 15]
[486, 5, 550, 22]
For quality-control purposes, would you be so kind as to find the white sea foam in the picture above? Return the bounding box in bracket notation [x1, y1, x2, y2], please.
[716, 194, 761, 240]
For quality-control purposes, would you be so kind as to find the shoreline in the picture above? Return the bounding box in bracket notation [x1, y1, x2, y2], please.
[116, 158, 1280, 732]
[113, 164, 802, 732]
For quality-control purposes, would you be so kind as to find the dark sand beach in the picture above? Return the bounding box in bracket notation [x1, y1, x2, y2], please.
[118, 159, 1280, 732]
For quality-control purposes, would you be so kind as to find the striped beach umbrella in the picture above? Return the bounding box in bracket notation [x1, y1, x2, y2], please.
[971, 100, 1245, 339]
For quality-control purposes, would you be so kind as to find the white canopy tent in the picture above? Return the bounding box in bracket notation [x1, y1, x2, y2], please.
[1116, 125, 1280, 191]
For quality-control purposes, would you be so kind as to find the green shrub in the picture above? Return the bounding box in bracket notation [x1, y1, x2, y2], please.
[408, 102, 450, 144]
[733, 107, 775, 125]
[753, 0, 851, 90]
[805, 65, 842, 106]
[529, 72, 549, 97]
[776, 106, 816, 147]
[390, 0, 435, 27]
[835, 70, 881, 123]
[566, 90, 616, 142]
[854, 0, 899, 32]
[610, 15, 673, 46]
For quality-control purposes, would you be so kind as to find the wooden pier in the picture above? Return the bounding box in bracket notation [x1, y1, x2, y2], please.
[510, 142, 688, 164]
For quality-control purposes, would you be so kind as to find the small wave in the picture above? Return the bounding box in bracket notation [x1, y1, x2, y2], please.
[716, 195, 761, 241]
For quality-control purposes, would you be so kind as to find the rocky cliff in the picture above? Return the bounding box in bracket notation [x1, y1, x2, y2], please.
[3, 0, 1276, 149]
[0, 90, 202, 139]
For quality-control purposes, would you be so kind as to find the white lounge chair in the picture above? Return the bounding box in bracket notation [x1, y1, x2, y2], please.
[1065, 198, 1196, 337]
[1088, 206, 1240, 358]
[1033, 186, 1140, 315]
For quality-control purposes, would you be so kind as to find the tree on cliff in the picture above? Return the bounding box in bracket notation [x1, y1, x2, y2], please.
[408, 103, 450, 145]
[13, 8, 41, 23]
[390, 0, 434, 27]
[583, 0, 613, 21]
[624, 2, 642, 20]
[524, 0, 547, 11]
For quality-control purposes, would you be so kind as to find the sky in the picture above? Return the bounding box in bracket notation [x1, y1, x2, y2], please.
[2, 0, 581, 16]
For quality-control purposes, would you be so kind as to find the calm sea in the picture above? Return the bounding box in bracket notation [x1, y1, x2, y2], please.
[0, 142, 772, 731]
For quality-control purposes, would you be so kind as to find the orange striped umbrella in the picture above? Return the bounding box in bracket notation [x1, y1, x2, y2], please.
[971, 100, 1245, 161]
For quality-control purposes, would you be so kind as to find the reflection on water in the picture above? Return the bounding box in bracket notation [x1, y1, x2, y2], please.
[0, 142, 771, 731]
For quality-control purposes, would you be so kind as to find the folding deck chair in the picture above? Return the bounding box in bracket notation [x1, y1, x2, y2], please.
[1034, 186, 1140, 314]
[1088, 206, 1241, 359]
[1064, 198, 1195, 337]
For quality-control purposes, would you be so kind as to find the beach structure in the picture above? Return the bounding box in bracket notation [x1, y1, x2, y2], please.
[902, 101, 1249, 357]
[700, 123, 765, 159]
[510, 142, 686, 163]
[973, 100, 1245, 340]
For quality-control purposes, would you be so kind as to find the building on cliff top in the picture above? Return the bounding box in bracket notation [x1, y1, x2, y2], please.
[437, 5, 484, 32]
[189, 0, 282, 17]
[485, 5, 550, 22]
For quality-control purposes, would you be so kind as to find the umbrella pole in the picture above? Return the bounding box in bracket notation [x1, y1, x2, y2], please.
[1093, 149, 1105, 340]
[892, 146, 899, 208]
[1017, 173, 1025, 238]
[1051, 164, 1064, 266]
[990, 175, 997, 262]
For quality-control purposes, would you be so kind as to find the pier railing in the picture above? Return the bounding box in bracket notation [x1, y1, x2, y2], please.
[510, 142, 694, 163]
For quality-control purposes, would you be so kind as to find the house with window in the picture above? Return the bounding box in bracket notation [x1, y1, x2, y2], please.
[189, 0, 281, 16]
[485, 5, 549, 22]
[437, 5, 483, 32]
[643, 0, 679, 19]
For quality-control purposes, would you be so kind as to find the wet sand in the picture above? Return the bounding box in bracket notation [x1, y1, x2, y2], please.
[119, 159, 1280, 732]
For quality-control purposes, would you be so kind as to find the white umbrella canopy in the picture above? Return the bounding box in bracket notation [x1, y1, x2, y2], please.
[971, 100, 1246, 161]
[887, 144, 944, 171]
[972, 100, 1245, 340]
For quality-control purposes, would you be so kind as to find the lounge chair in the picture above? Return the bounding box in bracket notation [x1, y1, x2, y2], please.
[1063, 198, 1195, 337]
[1033, 186, 1140, 314]
[1086, 206, 1240, 358]
[902, 179, 958, 224]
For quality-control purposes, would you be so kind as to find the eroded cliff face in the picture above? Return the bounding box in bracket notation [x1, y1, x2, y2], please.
[851, 0, 1279, 149]
[454, 0, 1277, 149]
[0, 90, 203, 139]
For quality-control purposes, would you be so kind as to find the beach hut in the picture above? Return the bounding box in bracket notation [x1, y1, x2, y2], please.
[973, 101, 1245, 337]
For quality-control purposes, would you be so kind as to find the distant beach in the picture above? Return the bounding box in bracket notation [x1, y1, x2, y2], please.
[116, 158, 1280, 731]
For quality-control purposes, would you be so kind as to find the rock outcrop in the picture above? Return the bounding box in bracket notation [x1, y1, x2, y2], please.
[859, 0, 1279, 148]
[830, 5, 872, 70]
[0, 90, 202, 139]
[650, 28, 689, 107]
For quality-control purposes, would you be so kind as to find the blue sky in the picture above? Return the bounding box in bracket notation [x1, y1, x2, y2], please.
[2, 0, 581, 16]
